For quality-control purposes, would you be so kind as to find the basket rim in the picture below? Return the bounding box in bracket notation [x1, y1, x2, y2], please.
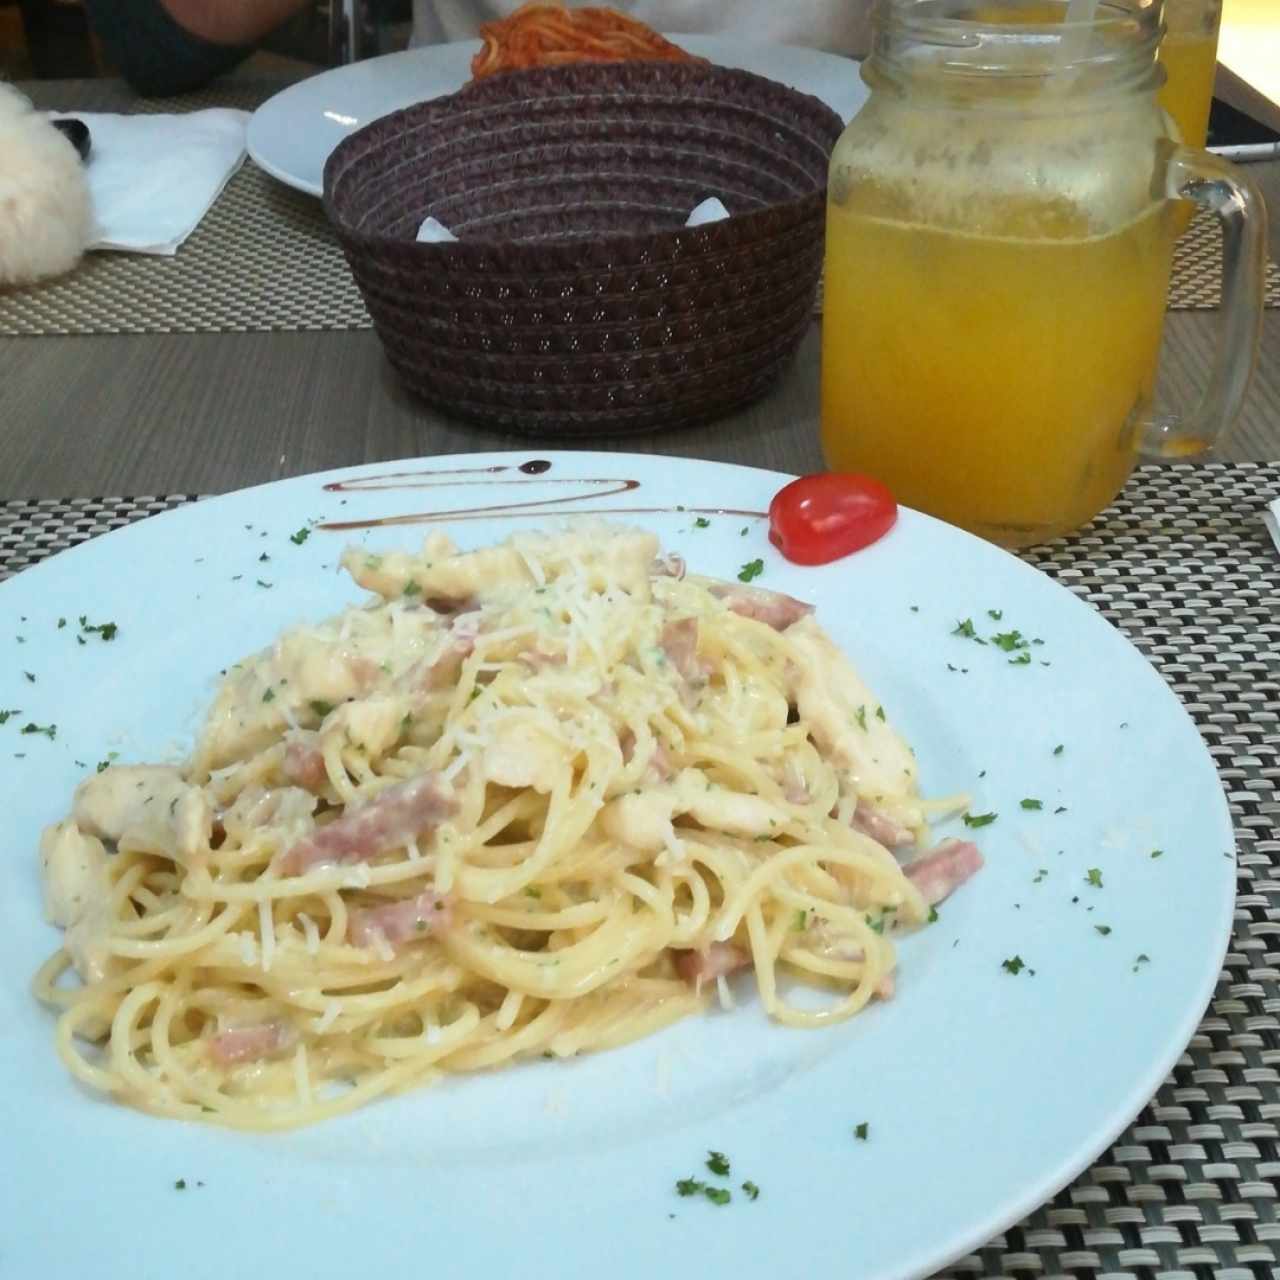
[321, 61, 843, 256]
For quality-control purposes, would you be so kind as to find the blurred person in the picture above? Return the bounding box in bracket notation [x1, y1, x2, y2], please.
[85, 0, 871, 97]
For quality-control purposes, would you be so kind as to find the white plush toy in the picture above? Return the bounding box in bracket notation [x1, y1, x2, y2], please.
[0, 82, 93, 286]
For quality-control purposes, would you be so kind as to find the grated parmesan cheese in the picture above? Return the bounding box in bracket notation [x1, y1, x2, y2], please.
[297, 911, 320, 955]
[259, 898, 276, 972]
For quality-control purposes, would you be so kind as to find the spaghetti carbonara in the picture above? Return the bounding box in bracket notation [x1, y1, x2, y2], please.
[33, 524, 982, 1130]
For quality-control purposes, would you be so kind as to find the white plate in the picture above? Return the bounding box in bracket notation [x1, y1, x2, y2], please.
[2, 452, 1233, 1280]
[247, 38, 869, 196]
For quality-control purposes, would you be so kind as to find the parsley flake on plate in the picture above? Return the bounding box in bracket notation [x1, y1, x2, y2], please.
[290, 527, 311, 545]
[1020, 798, 1043, 811]
[963, 811, 997, 829]
[1001, 955, 1026, 975]
[737, 558, 764, 583]
[741, 1181, 760, 1201]
[705, 1151, 730, 1177]
[1085, 868, 1104, 888]
[693, 517, 711, 529]
[853, 1122, 870, 1140]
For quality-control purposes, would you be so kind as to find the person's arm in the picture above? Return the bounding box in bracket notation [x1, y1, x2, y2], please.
[83, 0, 310, 97]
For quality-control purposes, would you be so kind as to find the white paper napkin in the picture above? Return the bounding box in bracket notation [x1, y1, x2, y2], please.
[52, 108, 249, 256]
[416, 196, 731, 243]
[1265, 498, 1280, 554]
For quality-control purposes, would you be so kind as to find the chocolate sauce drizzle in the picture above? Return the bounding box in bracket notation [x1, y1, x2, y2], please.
[318, 459, 765, 532]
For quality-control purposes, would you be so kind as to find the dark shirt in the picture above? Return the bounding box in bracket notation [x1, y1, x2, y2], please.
[82, 0, 253, 97]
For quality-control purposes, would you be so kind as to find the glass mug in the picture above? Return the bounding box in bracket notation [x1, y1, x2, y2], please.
[820, 0, 1266, 548]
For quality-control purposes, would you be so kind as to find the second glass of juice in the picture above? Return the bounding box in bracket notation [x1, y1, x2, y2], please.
[1159, 0, 1223, 147]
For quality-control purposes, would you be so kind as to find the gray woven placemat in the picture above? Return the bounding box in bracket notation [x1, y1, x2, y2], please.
[0, 94, 1275, 337]
[1, 463, 1277, 1278]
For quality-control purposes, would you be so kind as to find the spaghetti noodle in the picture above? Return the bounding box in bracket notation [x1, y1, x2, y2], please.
[33, 524, 982, 1130]
[470, 1, 705, 80]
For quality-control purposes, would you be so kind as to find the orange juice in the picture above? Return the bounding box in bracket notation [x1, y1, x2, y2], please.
[821, 195, 1175, 546]
[1159, 29, 1220, 146]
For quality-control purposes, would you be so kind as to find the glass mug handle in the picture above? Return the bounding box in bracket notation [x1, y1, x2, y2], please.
[1144, 147, 1267, 458]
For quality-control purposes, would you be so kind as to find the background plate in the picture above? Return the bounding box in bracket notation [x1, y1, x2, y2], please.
[247, 38, 870, 196]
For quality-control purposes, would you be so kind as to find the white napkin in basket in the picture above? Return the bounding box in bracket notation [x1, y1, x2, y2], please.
[416, 196, 730, 242]
[51, 108, 249, 255]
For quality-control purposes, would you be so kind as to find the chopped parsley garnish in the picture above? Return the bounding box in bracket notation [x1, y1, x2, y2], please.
[990, 630, 1027, 652]
[737, 559, 764, 583]
[1094, 925, 1112, 936]
[854, 705, 868, 731]
[1020, 798, 1043, 811]
[740, 526, 749, 536]
[174, 1179, 187, 1191]
[78, 615, 118, 641]
[96, 752, 118, 773]
[21, 722, 56, 740]
[927, 906, 938, 923]
[262, 688, 276, 703]
[951, 618, 983, 641]
[694, 517, 711, 529]
[675, 1178, 703, 1197]
[402, 580, 424, 600]
[1133, 953, 1150, 972]
[703, 1187, 731, 1206]
[963, 811, 997, 829]
[1032, 869, 1048, 884]
[741, 1181, 760, 1201]
[1053, 744, 1064, 755]
[987, 609, 1003, 620]
[309, 700, 334, 718]
[523, 886, 542, 900]
[706, 1151, 730, 1177]
[1085, 868, 1104, 888]
[0, 709, 19, 725]
[875, 705, 886, 722]
[23, 671, 35, 683]
[1001, 955, 1026, 975]
[1150, 849, 1163, 859]
[1053, 805, 1068, 815]
[1008, 651, 1032, 666]
[793, 909, 807, 932]
[57, 618, 66, 629]
[255, 579, 272, 589]
[290, 527, 311, 545]
[853, 1122, 869, 1140]
[259, 552, 270, 563]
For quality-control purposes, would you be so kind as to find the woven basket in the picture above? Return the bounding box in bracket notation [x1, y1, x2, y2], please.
[323, 61, 843, 436]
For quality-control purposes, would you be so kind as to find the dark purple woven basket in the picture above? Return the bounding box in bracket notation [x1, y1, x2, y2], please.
[323, 61, 844, 436]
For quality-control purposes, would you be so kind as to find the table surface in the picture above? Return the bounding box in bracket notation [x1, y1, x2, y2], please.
[2, 73, 1279, 499]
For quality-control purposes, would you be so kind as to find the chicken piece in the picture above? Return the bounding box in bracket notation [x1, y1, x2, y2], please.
[39, 820, 107, 928]
[482, 718, 568, 794]
[278, 772, 456, 875]
[73, 765, 211, 862]
[903, 839, 983, 906]
[343, 531, 531, 602]
[600, 769, 789, 851]
[786, 616, 919, 805]
[326, 695, 413, 757]
[221, 785, 318, 845]
[348, 889, 451, 949]
[600, 790, 680, 853]
[197, 629, 385, 772]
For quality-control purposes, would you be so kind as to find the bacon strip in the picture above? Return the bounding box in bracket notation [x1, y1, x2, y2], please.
[283, 736, 328, 793]
[278, 773, 455, 876]
[348, 889, 451, 949]
[903, 839, 983, 906]
[672, 942, 751, 990]
[209, 1020, 296, 1066]
[707, 581, 814, 631]
[660, 617, 702, 683]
